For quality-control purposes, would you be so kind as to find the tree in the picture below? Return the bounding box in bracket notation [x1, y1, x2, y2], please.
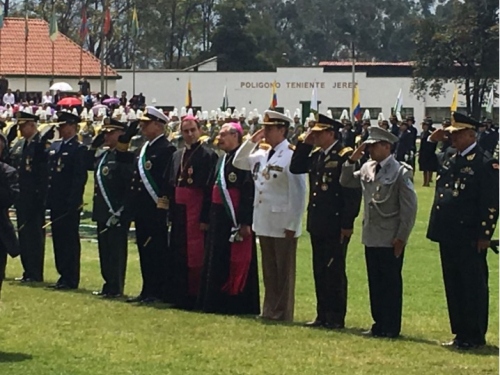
[412, 0, 499, 119]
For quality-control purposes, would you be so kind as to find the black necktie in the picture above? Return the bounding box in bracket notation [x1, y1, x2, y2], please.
[267, 149, 275, 161]
[376, 163, 382, 175]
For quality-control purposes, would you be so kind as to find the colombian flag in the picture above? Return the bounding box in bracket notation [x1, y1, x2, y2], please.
[450, 85, 458, 112]
[352, 84, 361, 120]
[185, 78, 193, 108]
[270, 80, 278, 109]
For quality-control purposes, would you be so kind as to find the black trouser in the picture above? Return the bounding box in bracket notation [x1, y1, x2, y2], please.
[439, 242, 488, 345]
[365, 246, 405, 336]
[97, 222, 130, 295]
[310, 234, 349, 326]
[51, 209, 81, 288]
[17, 204, 45, 281]
[0, 250, 7, 298]
[134, 215, 169, 300]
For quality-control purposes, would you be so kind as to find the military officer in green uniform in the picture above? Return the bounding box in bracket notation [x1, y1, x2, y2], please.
[427, 112, 499, 350]
[87, 118, 136, 298]
[9, 112, 50, 282]
[290, 114, 362, 329]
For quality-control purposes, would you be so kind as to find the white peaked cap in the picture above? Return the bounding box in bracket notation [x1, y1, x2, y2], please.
[308, 112, 316, 121]
[396, 111, 403, 122]
[248, 111, 254, 119]
[202, 111, 209, 120]
[340, 109, 349, 121]
[81, 108, 88, 118]
[294, 108, 301, 118]
[52, 112, 58, 121]
[378, 112, 385, 121]
[196, 110, 202, 119]
[209, 110, 217, 120]
[187, 108, 194, 117]
[258, 114, 263, 123]
[72, 108, 79, 116]
[327, 109, 333, 119]
[180, 107, 187, 117]
[225, 108, 232, 117]
[88, 109, 94, 121]
[240, 107, 246, 117]
[362, 109, 371, 120]
[284, 109, 291, 119]
[232, 109, 239, 119]
[172, 108, 179, 117]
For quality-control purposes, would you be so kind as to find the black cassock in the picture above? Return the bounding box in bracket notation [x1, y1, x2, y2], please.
[197, 148, 260, 315]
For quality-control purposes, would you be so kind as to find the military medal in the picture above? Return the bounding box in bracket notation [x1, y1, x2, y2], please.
[321, 174, 328, 191]
[262, 167, 270, 180]
[144, 160, 152, 171]
[56, 157, 63, 172]
[102, 166, 109, 176]
[228, 172, 237, 183]
[25, 156, 32, 172]
[187, 166, 194, 184]
[110, 216, 119, 225]
[452, 179, 460, 197]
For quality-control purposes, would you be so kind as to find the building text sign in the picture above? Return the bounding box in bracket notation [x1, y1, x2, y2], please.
[240, 81, 356, 89]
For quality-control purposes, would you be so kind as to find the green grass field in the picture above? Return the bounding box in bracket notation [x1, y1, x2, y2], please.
[0, 172, 498, 375]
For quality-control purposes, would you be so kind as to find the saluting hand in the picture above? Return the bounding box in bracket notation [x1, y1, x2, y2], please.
[428, 128, 447, 143]
[303, 129, 315, 145]
[349, 143, 366, 162]
[250, 128, 265, 143]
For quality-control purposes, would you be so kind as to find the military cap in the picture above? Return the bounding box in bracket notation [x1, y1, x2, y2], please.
[447, 112, 482, 133]
[139, 106, 169, 124]
[102, 117, 127, 132]
[311, 113, 343, 132]
[260, 110, 293, 126]
[56, 111, 80, 125]
[364, 126, 399, 145]
[406, 115, 415, 123]
[15, 111, 39, 123]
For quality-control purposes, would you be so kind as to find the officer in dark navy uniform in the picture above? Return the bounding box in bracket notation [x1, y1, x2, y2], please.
[290, 114, 362, 329]
[9, 112, 49, 282]
[123, 106, 176, 303]
[87, 118, 135, 298]
[46, 112, 88, 290]
[395, 122, 414, 164]
[427, 112, 499, 350]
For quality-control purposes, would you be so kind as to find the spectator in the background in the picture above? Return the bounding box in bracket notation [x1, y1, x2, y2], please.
[3, 89, 15, 106]
[418, 120, 438, 187]
[78, 77, 91, 96]
[14, 89, 23, 103]
[0, 76, 9, 99]
[138, 92, 146, 106]
[119, 91, 127, 106]
[54, 90, 61, 105]
[42, 91, 53, 105]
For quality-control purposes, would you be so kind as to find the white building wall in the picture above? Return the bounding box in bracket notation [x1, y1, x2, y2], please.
[116, 67, 496, 130]
[7, 77, 117, 95]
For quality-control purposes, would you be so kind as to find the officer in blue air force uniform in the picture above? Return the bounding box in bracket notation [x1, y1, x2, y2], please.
[46, 112, 88, 290]
[290, 114, 361, 329]
[86, 118, 135, 298]
[427, 112, 499, 350]
[340, 126, 417, 338]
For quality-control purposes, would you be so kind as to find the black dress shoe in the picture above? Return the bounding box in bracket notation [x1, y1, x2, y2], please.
[362, 329, 385, 338]
[103, 293, 122, 299]
[456, 341, 482, 350]
[304, 320, 324, 328]
[141, 297, 160, 304]
[126, 295, 145, 303]
[324, 322, 345, 330]
[46, 283, 60, 289]
[55, 284, 75, 290]
[384, 332, 400, 339]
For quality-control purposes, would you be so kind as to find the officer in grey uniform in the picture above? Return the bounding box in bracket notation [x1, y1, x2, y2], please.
[340, 126, 418, 338]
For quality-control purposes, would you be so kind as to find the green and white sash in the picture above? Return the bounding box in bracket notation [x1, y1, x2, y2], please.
[216, 154, 241, 242]
[97, 151, 124, 226]
[138, 141, 159, 203]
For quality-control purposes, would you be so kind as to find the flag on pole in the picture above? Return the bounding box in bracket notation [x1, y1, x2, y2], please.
[25, 13, 29, 42]
[185, 79, 193, 108]
[131, 7, 139, 39]
[270, 80, 278, 109]
[49, 7, 58, 42]
[0, 7, 4, 29]
[450, 85, 458, 112]
[103, 3, 112, 37]
[486, 87, 494, 115]
[352, 84, 361, 120]
[221, 86, 229, 111]
[310, 84, 318, 115]
[393, 88, 403, 114]
[80, 6, 88, 42]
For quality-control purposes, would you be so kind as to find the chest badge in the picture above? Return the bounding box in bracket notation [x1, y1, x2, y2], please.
[144, 160, 152, 171]
[102, 166, 110, 176]
[187, 166, 194, 184]
[228, 172, 237, 183]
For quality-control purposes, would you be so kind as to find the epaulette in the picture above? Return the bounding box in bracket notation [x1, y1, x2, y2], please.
[400, 161, 413, 171]
[288, 144, 296, 151]
[259, 142, 271, 151]
[199, 135, 210, 144]
[338, 147, 353, 157]
[311, 146, 321, 153]
[297, 133, 306, 142]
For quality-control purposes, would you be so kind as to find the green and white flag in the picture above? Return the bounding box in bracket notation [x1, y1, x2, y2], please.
[49, 8, 58, 42]
[486, 87, 494, 115]
[221, 86, 229, 111]
[393, 88, 403, 114]
[310, 84, 318, 114]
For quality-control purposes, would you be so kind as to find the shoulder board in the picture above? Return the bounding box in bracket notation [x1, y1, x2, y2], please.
[399, 161, 413, 171]
[288, 144, 296, 151]
[311, 146, 321, 154]
[297, 133, 306, 142]
[338, 147, 353, 157]
[259, 142, 271, 151]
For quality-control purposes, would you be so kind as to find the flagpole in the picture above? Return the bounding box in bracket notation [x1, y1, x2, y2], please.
[132, 39, 136, 96]
[100, 25, 104, 94]
[24, 18, 28, 96]
[79, 40, 83, 78]
[51, 41, 55, 85]
[0, 26, 2, 75]
[351, 39, 355, 122]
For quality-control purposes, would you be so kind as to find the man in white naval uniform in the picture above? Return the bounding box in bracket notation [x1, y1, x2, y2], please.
[233, 110, 306, 321]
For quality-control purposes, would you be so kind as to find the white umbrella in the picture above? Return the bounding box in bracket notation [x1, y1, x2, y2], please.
[50, 82, 73, 91]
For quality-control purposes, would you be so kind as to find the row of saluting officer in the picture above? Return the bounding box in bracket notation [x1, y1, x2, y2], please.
[0, 108, 497, 351]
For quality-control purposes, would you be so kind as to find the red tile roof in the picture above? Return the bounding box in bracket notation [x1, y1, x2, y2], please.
[319, 61, 413, 67]
[0, 17, 118, 77]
